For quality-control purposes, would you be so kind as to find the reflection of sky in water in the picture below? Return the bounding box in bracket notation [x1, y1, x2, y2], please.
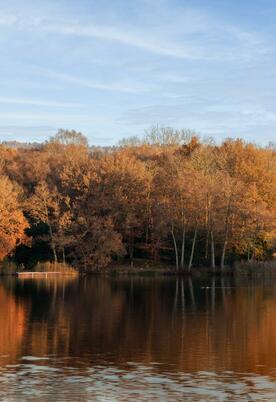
[1, 363, 276, 401]
[0, 276, 276, 400]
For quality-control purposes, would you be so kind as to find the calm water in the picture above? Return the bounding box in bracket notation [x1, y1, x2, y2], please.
[1, 275, 276, 401]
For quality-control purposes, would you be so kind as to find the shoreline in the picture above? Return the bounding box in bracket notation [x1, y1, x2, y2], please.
[1, 259, 276, 277]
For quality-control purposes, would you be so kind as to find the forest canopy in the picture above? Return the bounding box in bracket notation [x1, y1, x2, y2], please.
[0, 128, 275, 272]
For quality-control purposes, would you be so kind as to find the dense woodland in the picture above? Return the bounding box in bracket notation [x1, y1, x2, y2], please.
[0, 128, 275, 272]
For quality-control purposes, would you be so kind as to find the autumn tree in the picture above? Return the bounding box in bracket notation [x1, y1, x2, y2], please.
[49, 129, 89, 148]
[85, 150, 152, 267]
[27, 182, 61, 263]
[0, 176, 28, 261]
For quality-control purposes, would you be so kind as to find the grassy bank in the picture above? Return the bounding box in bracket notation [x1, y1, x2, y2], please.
[234, 260, 276, 276]
[1, 258, 276, 277]
[104, 259, 276, 277]
[0, 261, 78, 276]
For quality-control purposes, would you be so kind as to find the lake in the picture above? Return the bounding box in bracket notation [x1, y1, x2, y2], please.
[0, 275, 276, 401]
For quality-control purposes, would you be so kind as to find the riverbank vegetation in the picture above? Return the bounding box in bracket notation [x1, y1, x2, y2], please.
[0, 128, 275, 272]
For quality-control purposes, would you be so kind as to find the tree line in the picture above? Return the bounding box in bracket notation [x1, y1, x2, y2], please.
[0, 128, 275, 272]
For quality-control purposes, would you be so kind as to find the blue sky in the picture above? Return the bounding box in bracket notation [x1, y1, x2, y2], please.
[0, 0, 276, 145]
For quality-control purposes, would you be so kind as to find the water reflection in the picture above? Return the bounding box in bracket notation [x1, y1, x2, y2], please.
[0, 276, 276, 400]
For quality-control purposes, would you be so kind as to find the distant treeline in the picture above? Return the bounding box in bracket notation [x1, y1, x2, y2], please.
[1, 139, 115, 153]
[0, 128, 275, 272]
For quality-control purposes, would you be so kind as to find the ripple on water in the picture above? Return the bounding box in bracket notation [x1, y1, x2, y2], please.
[21, 356, 50, 361]
[0, 363, 275, 401]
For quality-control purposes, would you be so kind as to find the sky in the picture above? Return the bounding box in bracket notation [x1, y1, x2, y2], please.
[0, 0, 276, 145]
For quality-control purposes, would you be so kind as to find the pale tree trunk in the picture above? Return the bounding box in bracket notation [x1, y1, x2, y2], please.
[171, 223, 179, 271]
[204, 194, 210, 262]
[220, 225, 228, 270]
[43, 198, 57, 263]
[188, 223, 198, 272]
[220, 196, 232, 270]
[250, 247, 255, 262]
[210, 229, 216, 270]
[180, 223, 186, 270]
[145, 190, 151, 244]
[48, 223, 57, 263]
[180, 199, 186, 270]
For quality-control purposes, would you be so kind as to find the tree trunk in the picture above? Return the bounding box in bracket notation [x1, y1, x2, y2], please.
[220, 195, 232, 270]
[180, 224, 186, 270]
[171, 223, 179, 271]
[46, 221, 57, 263]
[49, 228, 57, 264]
[188, 223, 198, 272]
[250, 248, 255, 262]
[220, 226, 228, 270]
[204, 194, 210, 262]
[43, 198, 57, 264]
[145, 189, 151, 244]
[210, 230, 216, 270]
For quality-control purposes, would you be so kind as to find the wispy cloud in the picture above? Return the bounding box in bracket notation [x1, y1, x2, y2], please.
[0, 12, 203, 60]
[0, 6, 269, 65]
[0, 7, 268, 63]
[45, 22, 203, 60]
[31, 67, 153, 94]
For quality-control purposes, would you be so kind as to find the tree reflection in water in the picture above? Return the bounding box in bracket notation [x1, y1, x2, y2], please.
[0, 276, 276, 400]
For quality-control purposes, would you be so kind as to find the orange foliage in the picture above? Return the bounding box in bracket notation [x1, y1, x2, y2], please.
[0, 176, 29, 261]
[0, 129, 275, 270]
